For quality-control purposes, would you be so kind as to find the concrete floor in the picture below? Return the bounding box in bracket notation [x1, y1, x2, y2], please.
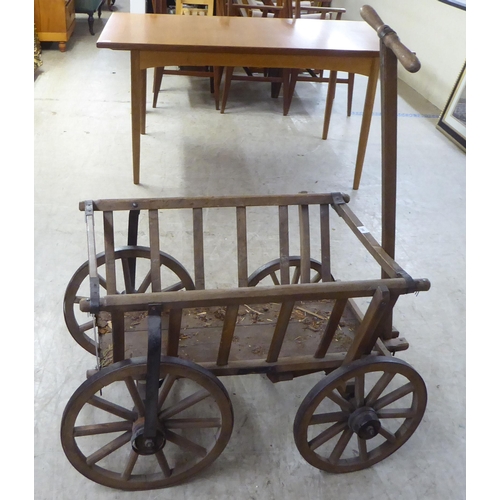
[34, 4, 466, 499]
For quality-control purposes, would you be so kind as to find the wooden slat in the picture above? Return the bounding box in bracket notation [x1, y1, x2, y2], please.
[193, 208, 205, 290]
[314, 299, 348, 358]
[148, 209, 161, 292]
[79, 193, 338, 212]
[167, 308, 183, 357]
[266, 301, 295, 363]
[84, 277, 431, 313]
[279, 205, 290, 285]
[320, 204, 332, 282]
[299, 205, 311, 283]
[216, 305, 240, 366]
[111, 311, 125, 362]
[344, 286, 390, 364]
[192, 208, 205, 290]
[103, 211, 117, 294]
[236, 207, 248, 287]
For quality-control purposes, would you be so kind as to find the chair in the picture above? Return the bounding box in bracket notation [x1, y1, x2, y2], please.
[219, 0, 294, 115]
[288, 1, 355, 139]
[151, 0, 223, 109]
[74, 0, 105, 35]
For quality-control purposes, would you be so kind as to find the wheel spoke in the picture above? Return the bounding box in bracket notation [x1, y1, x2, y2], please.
[124, 377, 146, 417]
[373, 382, 413, 411]
[291, 266, 301, 284]
[164, 429, 207, 457]
[378, 425, 397, 443]
[377, 408, 415, 419]
[357, 436, 368, 462]
[121, 259, 135, 294]
[73, 295, 87, 305]
[155, 450, 172, 478]
[98, 273, 107, 290]
[365, 372, 396, 407]
[311, 272, 321, 283]
[157, 374, 177, 409]
[136, 271, 153, 294]
[86, 431, 132, 465]
[89, 395, 137, 421]
[309, 412, 349, 425]
[74, 421, 132, 437]
[355, 375, 365, 407]
[121, 449, 139, 480]
[270, 271, 280, 285]
[79, 320, 94, 334]
[164, 417, 221, 429]
[326, 390, 355, 411]
[309, 421, 347, 451]
[328, 428, 353, 464]
[162, 282, 184, 292]
[159, 389, 210, 420]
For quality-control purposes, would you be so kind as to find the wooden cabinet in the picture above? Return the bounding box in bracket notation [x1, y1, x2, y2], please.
[34, 0, 76, 52]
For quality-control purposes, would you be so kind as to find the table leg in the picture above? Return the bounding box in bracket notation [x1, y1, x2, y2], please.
[141, 68, 147, 135]
[131, 51, 142, 184]
[352, 59, 379, 190]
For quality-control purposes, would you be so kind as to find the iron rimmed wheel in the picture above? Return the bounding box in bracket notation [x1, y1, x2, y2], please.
[294, 356, 427, 473]
[63, 246, 195, 354]
[248, 257, 333, 286]
[61, 357, 234, 491]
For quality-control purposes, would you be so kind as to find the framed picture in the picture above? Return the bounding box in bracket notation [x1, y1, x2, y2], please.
[438, 0, 466, 10]
[437, 63, 466, 151]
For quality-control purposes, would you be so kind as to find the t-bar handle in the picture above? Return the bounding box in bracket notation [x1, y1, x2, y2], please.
[360, 5, 421, 73]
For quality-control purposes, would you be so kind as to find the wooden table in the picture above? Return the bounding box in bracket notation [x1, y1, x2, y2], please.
[96, 13, 380, 186]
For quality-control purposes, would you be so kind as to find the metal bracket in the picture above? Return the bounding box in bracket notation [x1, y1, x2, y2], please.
[378, 24, 396, 40]
[85, 200, 100, 314]
[397, 269, 417, 294]
[144, 304, 163, 439]
[330, 192, 350, 216]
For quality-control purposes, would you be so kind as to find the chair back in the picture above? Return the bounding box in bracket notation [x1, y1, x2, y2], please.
[176, 0, 215, 15]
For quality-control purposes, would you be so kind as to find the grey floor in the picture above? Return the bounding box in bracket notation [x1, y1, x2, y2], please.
[34, 4, 466, 499]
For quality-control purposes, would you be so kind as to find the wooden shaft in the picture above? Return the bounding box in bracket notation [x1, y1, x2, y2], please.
[236, 207, 248, 287]
[279, 205, 290, 285]
[216, 304, 240, 366]
[167, 308, 183, 356]
[192, 208, 205, 290]
[103, 211, 117, 295]
[267, 301, 295, 363]
[148, 209, 162, 292]
[319, 204, 332, 282]
[314, 298, 347, 358]
[299, 205, 311, 283]
[360, 5, 420, 73]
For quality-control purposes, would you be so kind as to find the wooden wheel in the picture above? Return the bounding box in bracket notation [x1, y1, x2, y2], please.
[63, 246, 195, 354]
[294, 356, 427, 473]
[248, 257, 333, 286]
[61, 357, 234, 491]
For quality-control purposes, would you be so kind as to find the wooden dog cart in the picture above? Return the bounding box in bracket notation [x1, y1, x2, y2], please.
[60, 6, 430, 491]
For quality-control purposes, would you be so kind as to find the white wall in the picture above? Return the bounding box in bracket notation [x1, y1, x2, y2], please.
[330, 0, 466, 110]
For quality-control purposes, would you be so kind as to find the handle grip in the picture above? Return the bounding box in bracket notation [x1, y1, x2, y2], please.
[360, 5, 420, 73]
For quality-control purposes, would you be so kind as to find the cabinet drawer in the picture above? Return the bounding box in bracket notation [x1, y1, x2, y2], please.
[66, 0, 76, 29]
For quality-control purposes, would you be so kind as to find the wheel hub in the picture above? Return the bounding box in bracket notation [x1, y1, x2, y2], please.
[348, 406, 381, 440]
[131, 417, 166, 455]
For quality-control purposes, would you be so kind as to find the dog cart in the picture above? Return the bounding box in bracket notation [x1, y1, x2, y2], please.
[60, 6, 430, 491]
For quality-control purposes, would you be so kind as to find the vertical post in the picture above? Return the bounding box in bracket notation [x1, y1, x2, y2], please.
[380, 42, 398, 267]
[379, 42, 398, 339]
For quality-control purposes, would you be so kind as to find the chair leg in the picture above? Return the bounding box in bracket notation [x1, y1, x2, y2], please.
[213, 67, 223, 111]
[220, 67, 234, 114]
[269, 68, 282, 98]
[152, 67, 164, 108]
[286, 69, 300, 114]
[87, 13, 95, 36]
[282, 68, 293, 116]
[347, 73, 355, 117]
[322, 71, 338, 140]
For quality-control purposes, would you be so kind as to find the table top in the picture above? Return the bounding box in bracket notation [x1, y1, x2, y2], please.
[96, 13, 379, 57]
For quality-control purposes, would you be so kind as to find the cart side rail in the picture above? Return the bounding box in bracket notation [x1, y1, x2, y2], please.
[80, 277, 429, 375]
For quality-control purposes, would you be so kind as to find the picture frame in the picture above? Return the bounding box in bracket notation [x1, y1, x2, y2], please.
[436, 63, 466, 151]
[438, 0, 466, 10]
